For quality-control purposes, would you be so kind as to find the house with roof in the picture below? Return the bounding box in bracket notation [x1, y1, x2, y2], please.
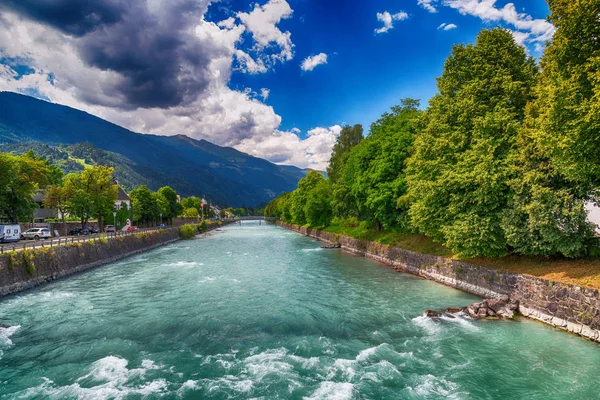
[114, 186, 131, 211]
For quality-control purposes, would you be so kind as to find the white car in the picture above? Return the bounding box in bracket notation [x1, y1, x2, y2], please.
[21, 228, 51, 240]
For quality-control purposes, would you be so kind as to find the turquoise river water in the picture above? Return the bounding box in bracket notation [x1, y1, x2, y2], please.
[1, 222, 600, 399]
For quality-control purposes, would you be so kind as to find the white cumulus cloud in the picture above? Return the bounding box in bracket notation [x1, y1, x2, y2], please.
[443, 0, 555, 46]
[301, 53, 328, 71]
[0, 0, 338, 170]
[418, 0, 439, 13]
[437, 23, 458, 31]
[260, 88, 270, 100]
[375, 11, 409, 34]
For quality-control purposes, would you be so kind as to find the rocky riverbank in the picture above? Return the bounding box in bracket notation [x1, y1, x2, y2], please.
[278, 222, 600, 344]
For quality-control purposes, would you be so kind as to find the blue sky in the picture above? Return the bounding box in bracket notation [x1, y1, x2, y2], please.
[0, 0, 553, 168]
[220, 0, 552, 135]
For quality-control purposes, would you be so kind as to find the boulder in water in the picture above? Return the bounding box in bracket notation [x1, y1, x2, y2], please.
[423, 309, 442, 318]
[321, 242, 341, 249]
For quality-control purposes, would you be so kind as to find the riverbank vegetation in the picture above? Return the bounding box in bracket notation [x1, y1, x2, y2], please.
[266, 3, 600, 286]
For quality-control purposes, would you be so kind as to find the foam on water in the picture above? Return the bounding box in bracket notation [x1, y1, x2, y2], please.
[165, 261, 202, 267]
[3, 223, 600, 399]
[13, 356, 168, 399]
[0, 325, 20, 346]
[305, 381, 356, 400]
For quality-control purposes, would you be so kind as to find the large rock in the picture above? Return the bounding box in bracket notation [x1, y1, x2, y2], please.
[424, 297, 519, 321]
[424, 309, 442, 318]
[321, 242, 341, 249]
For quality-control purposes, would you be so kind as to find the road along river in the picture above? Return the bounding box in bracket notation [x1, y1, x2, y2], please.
[1, 222, 599, 399]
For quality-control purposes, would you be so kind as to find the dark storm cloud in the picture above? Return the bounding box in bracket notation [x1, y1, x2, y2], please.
[0, 0, 124, 36]
[1, 0, 216, 109]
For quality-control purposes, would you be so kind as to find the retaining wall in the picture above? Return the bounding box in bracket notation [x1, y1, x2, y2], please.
[279, 222, 600, 343]
[0, 221, 229, 298]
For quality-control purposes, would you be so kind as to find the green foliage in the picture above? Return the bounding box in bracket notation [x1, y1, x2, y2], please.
[180, 224, 197, 239]
[198, 220, 208, 233]
[182, 207, 200, 219]
[22, 251, 35, 276]
[327, 124, 363, 184]
[62, 165, 118, 228]
[342, 99, 419, 231]
[0, 151, 55, 223]
[130, 185, 161, 224]
[7, 252, 15, 270]
[158, 186, 183, 220]
[264, 192, 291, 219]
[304, 178, 332, 227]
[500, 1, 600, 257]
[405, 28, 538, 258]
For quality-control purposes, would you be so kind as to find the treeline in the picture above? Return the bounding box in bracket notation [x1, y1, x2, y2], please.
[0, 150, 219, 228]
[266, 2, 600, 259]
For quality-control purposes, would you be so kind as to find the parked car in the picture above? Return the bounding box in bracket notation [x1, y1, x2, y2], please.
[21, 228, 51, 240]
[104, 225, 116, 233]
[90, 227, 99, 234]
[126, 226, 138, 232]
[68, 227, 90, 236]
[157, 223, 165, 229]
[0, 225, 21, 243]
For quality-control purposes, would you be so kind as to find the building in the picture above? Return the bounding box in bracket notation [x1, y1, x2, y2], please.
[32, 189, 57, 223]
[114, 186, 131, 211]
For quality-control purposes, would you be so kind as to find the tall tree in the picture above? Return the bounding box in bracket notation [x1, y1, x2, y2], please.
[130, 185, 160, 224]
[63, 166, 118, 228]
[326, 124, 363, 183]
[406, 29, 538, 257]
[0, 152, 53, 223]
[344, 99, 419, 231]
[158, 186, 182, 222]
[502, 0, 600, 257]
[290, 171, 327, 225]
[44, 185, 68, 224]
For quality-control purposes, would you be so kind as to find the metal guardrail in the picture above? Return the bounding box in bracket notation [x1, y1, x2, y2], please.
[0, 226, 172, 253]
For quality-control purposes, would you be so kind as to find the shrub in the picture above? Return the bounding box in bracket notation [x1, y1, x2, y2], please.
[22, 252, 35, 276]
[158, 228, 164, 234]
[180, 224, 197, 239]
[198, 220, 208, 233]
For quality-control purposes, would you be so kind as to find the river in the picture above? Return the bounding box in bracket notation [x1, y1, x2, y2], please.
[1, 222, 599, 399]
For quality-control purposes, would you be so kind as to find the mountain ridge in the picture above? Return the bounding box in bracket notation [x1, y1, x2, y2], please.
[0, 92, 310, 206]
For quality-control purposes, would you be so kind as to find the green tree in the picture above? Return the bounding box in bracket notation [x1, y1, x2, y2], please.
[158, 186, 183, 222]
[405, 29, 538, 257]
[130, 185, 160, 225]
[43, 184, 68, 224]
[63, 166, 118, 228]
[290, 171, 326, 225]
[501, 0, 600, 257]
[327, 124, 363, 183]
[344, 99, 419, 231]
[0, 152, 54, 223]
[304, 178, 332, 227]
[181, 197, 202, 215]
[182, 207, 199, 219]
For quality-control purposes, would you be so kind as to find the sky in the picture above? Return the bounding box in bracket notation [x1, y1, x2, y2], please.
[0, 0, 554, 170]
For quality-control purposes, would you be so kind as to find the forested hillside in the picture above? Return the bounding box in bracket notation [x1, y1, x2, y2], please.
[0, 93, 309, 206]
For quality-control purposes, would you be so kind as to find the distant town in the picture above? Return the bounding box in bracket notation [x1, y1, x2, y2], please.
[0, 151, 263, 244]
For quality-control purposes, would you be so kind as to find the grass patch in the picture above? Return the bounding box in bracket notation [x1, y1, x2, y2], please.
[319, 224, 600, 290]
[322, 225, 452, 257]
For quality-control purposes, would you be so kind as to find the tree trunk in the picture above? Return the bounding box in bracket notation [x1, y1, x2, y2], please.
[375, 219, 381, 232]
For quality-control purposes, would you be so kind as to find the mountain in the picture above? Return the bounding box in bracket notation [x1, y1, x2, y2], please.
[0, 92, 310, 206]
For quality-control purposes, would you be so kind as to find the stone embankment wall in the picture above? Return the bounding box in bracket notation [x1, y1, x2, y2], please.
[279, 222, 600, 343]
[0, 222, 228, 298]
